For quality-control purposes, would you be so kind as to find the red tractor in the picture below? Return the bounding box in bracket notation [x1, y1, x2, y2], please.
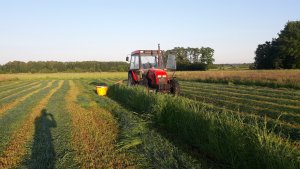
[126, 45, 180, 95]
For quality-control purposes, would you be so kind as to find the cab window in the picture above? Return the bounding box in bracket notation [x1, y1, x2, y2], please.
[130, 55, 139, 69]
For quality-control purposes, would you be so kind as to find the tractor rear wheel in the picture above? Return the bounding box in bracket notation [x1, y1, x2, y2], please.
[170, 79, 180, 95]
[128, 73, 135, 86]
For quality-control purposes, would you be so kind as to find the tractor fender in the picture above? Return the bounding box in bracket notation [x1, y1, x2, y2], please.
[129, 70, 138, 82]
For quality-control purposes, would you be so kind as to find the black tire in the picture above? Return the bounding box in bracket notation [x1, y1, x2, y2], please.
[141, 77, 149, 87]
[170, 79, 180, 95]
[128, 73, 135, 86]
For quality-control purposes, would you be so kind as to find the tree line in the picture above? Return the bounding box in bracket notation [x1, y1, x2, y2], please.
[0, 61, 129, 73]
[164, 47, 215, 70]
[0, 46, 215, 73]
[254, 21, 300, 69]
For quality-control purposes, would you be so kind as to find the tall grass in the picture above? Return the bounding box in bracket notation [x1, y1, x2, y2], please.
[175, 70, 300, 89]
[108, 85, 300, 169]
[82, 80, 205, 169]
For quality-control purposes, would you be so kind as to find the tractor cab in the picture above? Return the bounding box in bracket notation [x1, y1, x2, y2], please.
[126, 46, 179, 95]
[127, 50, 160, 70]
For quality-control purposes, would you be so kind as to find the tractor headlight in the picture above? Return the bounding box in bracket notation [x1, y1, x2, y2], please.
[162, 75, 166, 78]
[158, 75, 162, 78]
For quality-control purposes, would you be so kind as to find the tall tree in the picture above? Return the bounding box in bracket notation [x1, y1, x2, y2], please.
[164, 46, 214, 71]
[254, 21, 300, 69]
[254, 41, 278, 69]
[200, 47, 215, 66]
[277, 21, 300, 68]
[170, 47, 189, 64]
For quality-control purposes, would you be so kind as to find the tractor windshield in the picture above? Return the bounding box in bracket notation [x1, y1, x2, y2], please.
[141, 55, 158, 69]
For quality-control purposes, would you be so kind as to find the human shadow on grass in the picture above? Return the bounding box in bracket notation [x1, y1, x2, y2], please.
[27, 109, 57, 169]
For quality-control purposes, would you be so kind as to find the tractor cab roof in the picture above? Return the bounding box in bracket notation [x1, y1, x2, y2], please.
[131, 50, 163, 56]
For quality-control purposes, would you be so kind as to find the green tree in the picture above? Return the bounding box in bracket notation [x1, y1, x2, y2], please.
[254, 21, 300, 69]
[164, 46, 214, 70]
[200, 47, 215, 66]
[277, 21, 300, 68]
[169, 47, 189, 64]
[254, 41, 277, 69]
[186, 47, 201, 63]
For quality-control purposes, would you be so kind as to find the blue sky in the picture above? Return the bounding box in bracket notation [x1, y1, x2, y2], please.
[0, 0, 299, 64]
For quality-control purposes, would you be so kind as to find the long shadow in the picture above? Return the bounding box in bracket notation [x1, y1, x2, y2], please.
[27, 109, 57, 169]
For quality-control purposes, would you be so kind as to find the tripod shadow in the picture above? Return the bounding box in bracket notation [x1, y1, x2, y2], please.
[28, 109, 57, 169]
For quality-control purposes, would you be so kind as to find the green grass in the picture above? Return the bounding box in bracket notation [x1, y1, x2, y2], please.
[18, 80, 76, 169]
[0, 81, 58, 156]
[181, 82, 300, 107]
[81, 79, 207, 169]
[179, 81, 300, 141]
[0, 81, 39, 99]
[176, 70, 300, 89]
[0, 73, 299, 168]
[0, 80, 35, 94]
[181, 81, 300, 100]
[0, 81, 48, 108]
[0, 80, 20, 87]
[107, 84, 300, 169]
[181, 88, 300, 124]
[0, 83, 41, 104]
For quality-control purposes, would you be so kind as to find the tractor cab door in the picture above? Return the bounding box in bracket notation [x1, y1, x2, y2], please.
[128, 54, 141, 83]
[129, 54, 140, 70]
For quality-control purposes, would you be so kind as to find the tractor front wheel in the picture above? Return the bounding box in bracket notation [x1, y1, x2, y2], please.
[170, 79, 180, 95]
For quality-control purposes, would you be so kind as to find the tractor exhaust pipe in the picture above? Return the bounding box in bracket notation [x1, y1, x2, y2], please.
[158, 44, 162, 68]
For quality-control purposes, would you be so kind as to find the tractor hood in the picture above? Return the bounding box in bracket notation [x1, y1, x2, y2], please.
[147, 68, 168, 86]
[148, 68, 167, 75]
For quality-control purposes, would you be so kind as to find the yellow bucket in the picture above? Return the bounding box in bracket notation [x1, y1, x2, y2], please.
[96, 86, 108, 96]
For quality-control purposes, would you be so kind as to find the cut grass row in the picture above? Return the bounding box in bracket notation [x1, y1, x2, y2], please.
[1, 80, 83, 168]
[108, 84, 300, 169]
[0, 80, 21, 87]
[0, 80, 36, 94]
[17, 80, 76, 168]
[180, 90, 300, 141]
[0, 81, 49, 118]
[0, 80, 58, 157]
[0, 80, 64, 168]
[180, 81, 300, 141]
[0, 81, 40, 100]
[182, 82, 300, 107]
[65, 80, 130, 168]
[1, 79, 132, 168]
[0, 80, 21, 90]
[181, 81, 300, 100]
[181, 88, 300, 125]
[181, 85, 300, 115]
[81, 79, 207, 169]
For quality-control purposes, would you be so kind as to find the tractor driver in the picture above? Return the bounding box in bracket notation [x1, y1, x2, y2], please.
[142, 62, 152, 69]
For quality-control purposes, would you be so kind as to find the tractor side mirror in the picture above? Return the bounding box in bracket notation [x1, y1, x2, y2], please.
[126, 56, 129, 62]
